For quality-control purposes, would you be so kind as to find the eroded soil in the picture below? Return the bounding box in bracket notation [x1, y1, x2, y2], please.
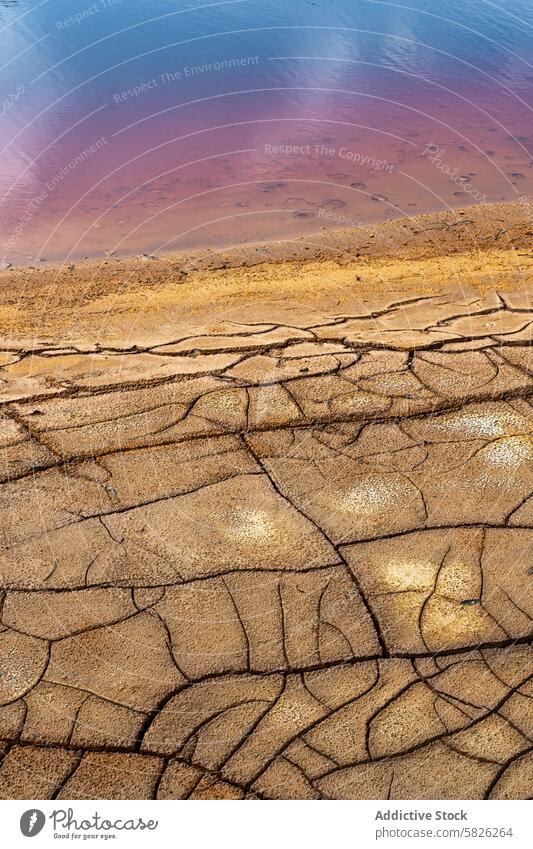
[0, 204, 532, 799]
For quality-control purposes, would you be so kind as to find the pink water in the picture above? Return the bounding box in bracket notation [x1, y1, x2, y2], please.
[0, 0, 532, 265]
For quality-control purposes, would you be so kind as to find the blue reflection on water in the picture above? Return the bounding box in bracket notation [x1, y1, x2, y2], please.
[0, 0, 531, 261]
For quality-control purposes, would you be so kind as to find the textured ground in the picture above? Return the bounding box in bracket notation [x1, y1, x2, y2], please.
[0, 204, 533, 800]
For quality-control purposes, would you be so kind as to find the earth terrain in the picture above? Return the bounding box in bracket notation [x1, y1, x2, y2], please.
[0, 202, 532, 799]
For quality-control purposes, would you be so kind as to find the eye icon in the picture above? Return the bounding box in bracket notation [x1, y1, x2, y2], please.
[20, 810, 46, 837]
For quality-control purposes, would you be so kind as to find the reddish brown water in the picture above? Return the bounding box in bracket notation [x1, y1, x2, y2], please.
[0, 0, 532, 265]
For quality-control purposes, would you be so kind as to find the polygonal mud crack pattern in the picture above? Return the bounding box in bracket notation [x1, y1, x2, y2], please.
[1, 290, 533, 799]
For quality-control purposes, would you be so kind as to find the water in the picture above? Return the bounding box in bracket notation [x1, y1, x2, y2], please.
[0, 0, 532, 264]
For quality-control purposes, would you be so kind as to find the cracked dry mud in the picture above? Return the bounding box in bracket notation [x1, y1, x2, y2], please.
[0, 204, 533, 800]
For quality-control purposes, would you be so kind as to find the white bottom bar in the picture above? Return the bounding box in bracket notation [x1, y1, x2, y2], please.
[2, 799, 531, 848]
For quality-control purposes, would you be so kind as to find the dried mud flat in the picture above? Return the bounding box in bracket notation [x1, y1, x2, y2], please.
[0, 203, 533, 800]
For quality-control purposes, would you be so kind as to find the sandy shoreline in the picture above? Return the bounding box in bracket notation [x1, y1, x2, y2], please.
[0, 201, 533, 800]
[0, 201, 532, 350]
